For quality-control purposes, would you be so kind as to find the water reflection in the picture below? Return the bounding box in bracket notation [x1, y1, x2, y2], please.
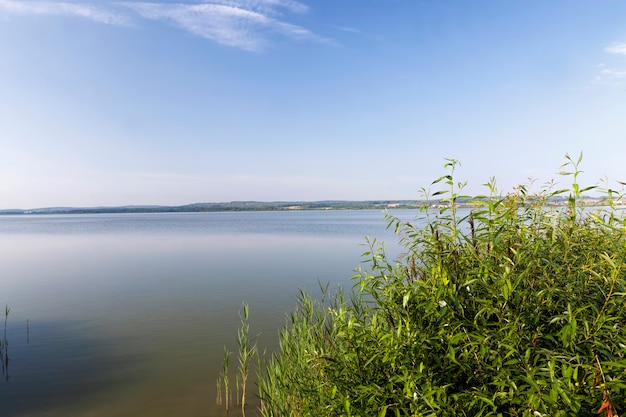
[0, 211, 415, 416]
[1, 320, 147, 416]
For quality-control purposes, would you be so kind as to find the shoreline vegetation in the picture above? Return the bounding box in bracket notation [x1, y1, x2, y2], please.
[0, 196, 621, 216]
[220, 155, 626, 417]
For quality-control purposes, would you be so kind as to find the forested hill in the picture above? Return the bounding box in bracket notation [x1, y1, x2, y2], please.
[0, 195, 597, 215]
[0, 200, 422, 215]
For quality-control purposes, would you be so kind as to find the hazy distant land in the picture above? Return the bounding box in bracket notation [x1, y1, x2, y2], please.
[0, 200, 419, 215]
[0, 196, 610, 215]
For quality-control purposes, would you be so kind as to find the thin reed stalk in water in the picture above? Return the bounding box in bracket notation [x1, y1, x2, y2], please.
[222, 347, 231, 413]
[255, 347, 267, 414]
[3, 306, 7, 344]
[237, 303, 257, 415]
[216, 379, 222, 406]
[235, 374, 240, 406]
[2, 305, 9, 379]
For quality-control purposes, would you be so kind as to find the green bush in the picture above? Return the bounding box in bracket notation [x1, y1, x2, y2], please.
[256, 155, 626, 417]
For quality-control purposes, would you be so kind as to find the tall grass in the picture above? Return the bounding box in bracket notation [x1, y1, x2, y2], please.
[217, 303, 258, 415]
[237, 303, 257, 414]
[218, 347, 232, 413]
[225, 154, 626, 416]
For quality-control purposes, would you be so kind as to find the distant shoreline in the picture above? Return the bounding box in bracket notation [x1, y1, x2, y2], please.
[0, 200, 421, 215]
[0, 196, 615, 215]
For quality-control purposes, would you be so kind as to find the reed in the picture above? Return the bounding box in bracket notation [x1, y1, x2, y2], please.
[216, 378, 223, 406]
[216, 303, 259, 415]
[1, 305, 8, 379]
[237, 303, 257, 415]
[218, 347, 231, 413]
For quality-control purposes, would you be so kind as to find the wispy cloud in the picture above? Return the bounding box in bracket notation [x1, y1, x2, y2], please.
[0, 0, 130, 25]
[120, 1, 327, 51]
[593, 43, 626, 85]
[331, 25, 361, 34]
[599, 67, 626, 79]
[606, 42, 626, 56]
[0, 0, 328, 51]
[202, 0, 309, 15]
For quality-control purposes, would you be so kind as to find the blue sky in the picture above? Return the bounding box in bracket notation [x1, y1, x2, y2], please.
[1, 0, 625, 208]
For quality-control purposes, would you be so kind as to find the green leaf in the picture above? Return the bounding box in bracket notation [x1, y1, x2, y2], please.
[432, 175, 452, 185]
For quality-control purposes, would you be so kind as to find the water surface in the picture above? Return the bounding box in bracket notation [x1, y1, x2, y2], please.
[0, 210, 417, 417]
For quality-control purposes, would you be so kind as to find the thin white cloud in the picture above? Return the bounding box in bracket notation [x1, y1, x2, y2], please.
[600, 68, 626, 79]
[119, 1, 328, 51]
[606, 42, 626, 56]
[593, 42, 626, 85]
[0, 0, 327, 51]
[331, 25, 362, 34]
[0, 0, 130, 25]
[119, 0, 328, 51]
[199, 0, 309, 15]
[593, 67, 626, 86]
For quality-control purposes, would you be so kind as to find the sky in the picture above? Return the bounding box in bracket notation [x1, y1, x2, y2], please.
[1, 0, 625, 208]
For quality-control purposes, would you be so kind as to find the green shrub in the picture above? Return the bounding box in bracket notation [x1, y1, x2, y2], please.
[256, 154, 626, 417]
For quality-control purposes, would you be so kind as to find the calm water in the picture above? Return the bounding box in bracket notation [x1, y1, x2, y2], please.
[0, 210, 418, 417]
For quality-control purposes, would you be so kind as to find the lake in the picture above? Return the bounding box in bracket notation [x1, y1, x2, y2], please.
[0, 210, 418, 417]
